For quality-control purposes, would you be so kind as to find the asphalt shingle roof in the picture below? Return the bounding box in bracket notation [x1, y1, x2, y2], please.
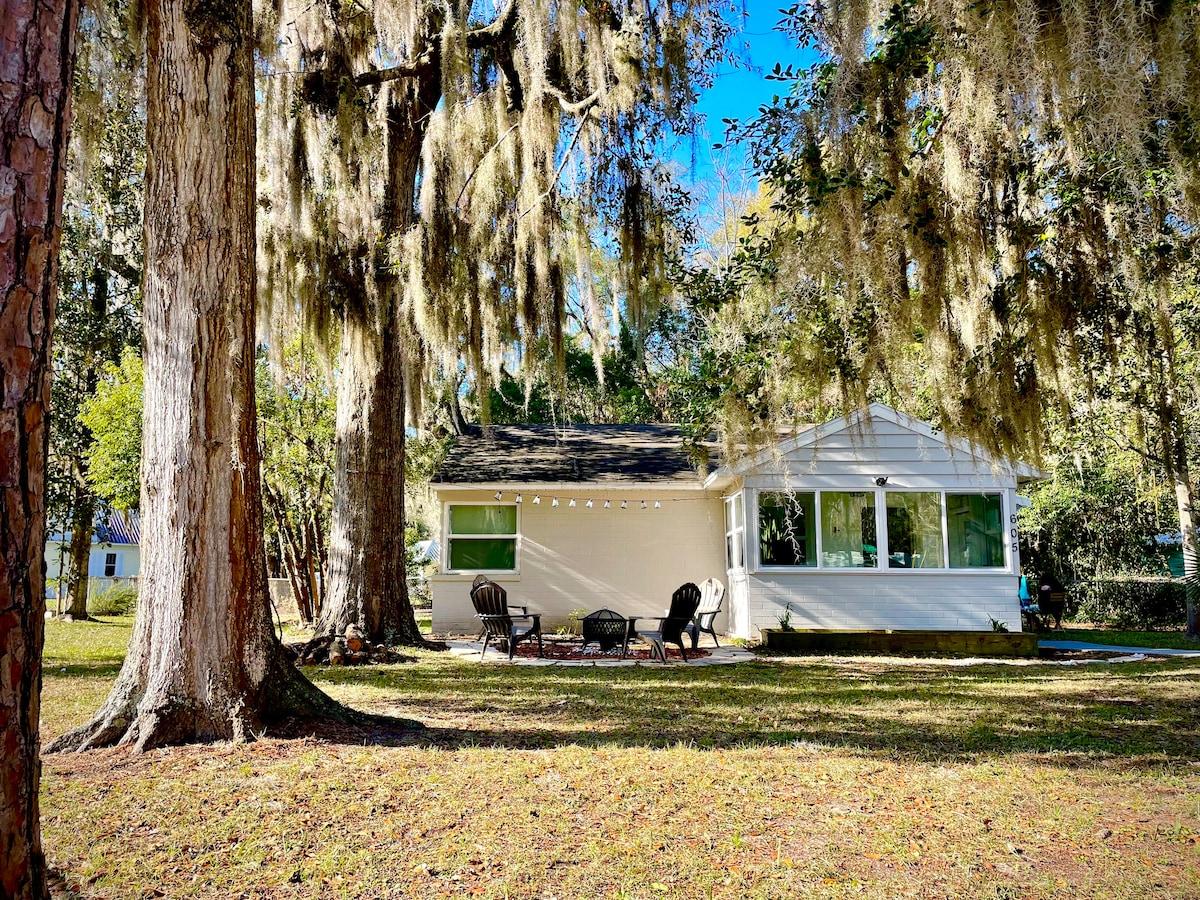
[432, 424, 716, 486]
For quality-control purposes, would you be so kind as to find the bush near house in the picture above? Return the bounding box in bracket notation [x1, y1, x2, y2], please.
[88, 581, 138, 617]
[1066, 577, 1186, 630]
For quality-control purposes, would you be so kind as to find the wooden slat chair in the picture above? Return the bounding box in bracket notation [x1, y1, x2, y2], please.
[685, 577, 725, 649]
[469, 580, 543, 660]
[633, 582, 702, 663]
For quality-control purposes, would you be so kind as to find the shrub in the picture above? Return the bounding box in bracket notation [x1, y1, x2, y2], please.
[1066, 578, 1187, 630]
[90, 581, 138, 617]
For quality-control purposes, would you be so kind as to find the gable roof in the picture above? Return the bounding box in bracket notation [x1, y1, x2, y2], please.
[706, 402, 1043, 484]
[96, 509, 141, 545]
[432, 424, 715, 487]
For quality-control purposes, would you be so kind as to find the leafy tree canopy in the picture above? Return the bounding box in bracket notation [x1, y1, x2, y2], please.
[79, 348, 143, 510]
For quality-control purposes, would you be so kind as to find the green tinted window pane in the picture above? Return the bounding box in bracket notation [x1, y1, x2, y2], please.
[449, 538, 516, 570]
[947, 494, 1004, 567]
[449, 505, 517, 535]
[758, 492, 817, 567]
[885, 492, 945, 568]
[820, 492, 878, 568]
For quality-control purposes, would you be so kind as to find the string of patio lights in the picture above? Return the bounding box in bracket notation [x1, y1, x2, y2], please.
[491, 492, 714, 509]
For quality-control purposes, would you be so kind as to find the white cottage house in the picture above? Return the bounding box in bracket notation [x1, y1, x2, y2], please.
[429, 404, 1039, 638]
[44, 509, 142, 600]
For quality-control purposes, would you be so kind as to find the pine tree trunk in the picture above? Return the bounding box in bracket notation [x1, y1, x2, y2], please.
[319, 88, 436, 648]
[64, 481, 93, 619]
[0, 0, 78, 890]
[48, 0, 342, 754]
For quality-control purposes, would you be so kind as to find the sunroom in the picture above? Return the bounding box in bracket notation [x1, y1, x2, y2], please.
[708, 404, 1039, 638]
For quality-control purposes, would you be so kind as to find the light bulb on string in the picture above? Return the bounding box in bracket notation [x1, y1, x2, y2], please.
[515, 493, 523, 503]
[586, 499, 594, 508]
[569, 499, 576, 507]
[603, 500, 611, 509]
[551, 497, 559, 507]
[654, 500, 661, 509]
[532, 495, 540, 505]
[641, 501, 648, 510]
[620, 500, 628, 509]
[494, 491, 502, 501]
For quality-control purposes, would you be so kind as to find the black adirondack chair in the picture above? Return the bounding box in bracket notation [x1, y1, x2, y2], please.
[469, 580, 543, 660]
[633, 582, 702, 663]
[685, 577, 725, 649]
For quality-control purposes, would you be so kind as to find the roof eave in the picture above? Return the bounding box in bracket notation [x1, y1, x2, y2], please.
[431, 480, 711, 492]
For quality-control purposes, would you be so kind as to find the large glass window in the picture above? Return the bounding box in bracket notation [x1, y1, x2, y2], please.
[947, 493, 1004, 568]
[820, 492, 878, 568]
[724, 494, 745, 571]
[447, 505, 517, 571]
[758, 492, 817, 567]
[885, 492, 945, 568]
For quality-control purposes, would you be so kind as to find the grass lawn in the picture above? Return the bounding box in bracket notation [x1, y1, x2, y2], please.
[1053, 626, 1200, 652]
[40, 618, 1200, 899]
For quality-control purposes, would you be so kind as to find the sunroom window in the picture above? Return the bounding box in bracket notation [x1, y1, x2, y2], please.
[885, 492, 945, 568]
[758, 492, 817, 567]
[947, 493, 1004, 568]
[447, 505, 517, 571]
[820, 492, 878, 568]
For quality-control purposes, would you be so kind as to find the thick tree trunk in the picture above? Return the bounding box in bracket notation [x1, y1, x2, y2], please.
[321, 311, 420, 643]
[319, 89, 436, 647]
[0, 0, 78, 890]
[64, 481, 93, 618]
[48, 0, 343, 754]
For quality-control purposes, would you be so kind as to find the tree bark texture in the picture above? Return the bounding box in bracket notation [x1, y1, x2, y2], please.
[64, 480, 93, 618]
[0, 0, 78, 889]
[48, 0, 338, 753]
[320, 82, 438, 647]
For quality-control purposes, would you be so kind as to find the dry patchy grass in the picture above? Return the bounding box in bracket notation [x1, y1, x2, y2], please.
[40, 618, 1200, 899]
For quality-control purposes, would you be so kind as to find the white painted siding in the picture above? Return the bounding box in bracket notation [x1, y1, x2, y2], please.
[743, 572, 1022, 637]
[431, 489, 727, 633]
[726, 572, 751, 639]
[740, 420, 1016, 490]
[44, 540, 141, 598]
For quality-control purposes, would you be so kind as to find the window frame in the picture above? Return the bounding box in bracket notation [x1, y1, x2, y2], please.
[749, 488, 1012, 574]
[103, 552, 118, 577]
[756, 490, 819, 569]
[724, 492, 746, 573]
[442, 501, 520, 574]
[943, 491, 1008, 570]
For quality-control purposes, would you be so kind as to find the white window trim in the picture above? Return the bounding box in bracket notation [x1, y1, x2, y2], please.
[442, 501, 520, 575]
[724, 492, 746, 574]
[750, 488, 1013, 575]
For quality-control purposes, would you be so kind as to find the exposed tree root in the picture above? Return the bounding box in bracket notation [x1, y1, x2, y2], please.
[289, 630, 445, 665]
[46, 644, 418, 753]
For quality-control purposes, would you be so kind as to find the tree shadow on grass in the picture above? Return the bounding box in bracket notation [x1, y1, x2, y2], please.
[309, 658, 1200, 765]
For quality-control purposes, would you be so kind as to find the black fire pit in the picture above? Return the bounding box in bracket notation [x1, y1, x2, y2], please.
[580, 608, 633, 658]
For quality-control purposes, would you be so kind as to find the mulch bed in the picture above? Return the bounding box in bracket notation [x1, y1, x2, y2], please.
[511, 640, 710, 662]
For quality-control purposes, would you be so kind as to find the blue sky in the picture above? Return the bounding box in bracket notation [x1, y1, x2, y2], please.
[680, 1, 816, 194]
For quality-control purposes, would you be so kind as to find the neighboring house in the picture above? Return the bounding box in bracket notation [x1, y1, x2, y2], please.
[45, 509, 142, 599]
[428, 403, 1041, 637]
